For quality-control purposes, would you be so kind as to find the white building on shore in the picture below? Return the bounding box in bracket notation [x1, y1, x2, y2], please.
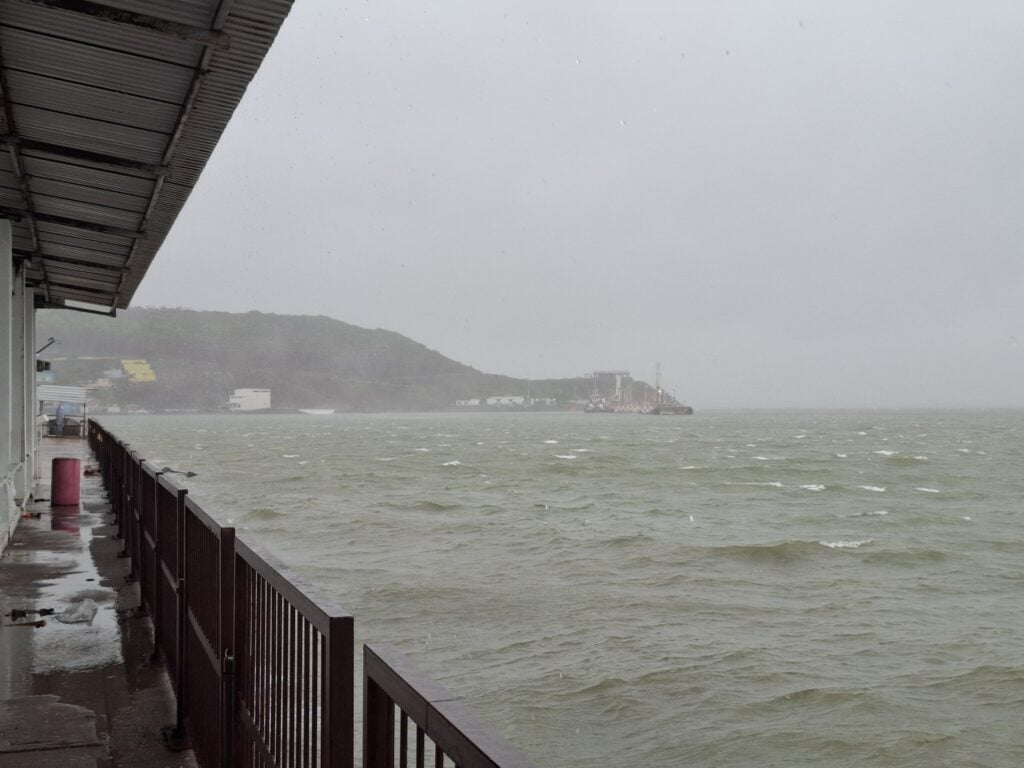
[228, 388, 271, 411]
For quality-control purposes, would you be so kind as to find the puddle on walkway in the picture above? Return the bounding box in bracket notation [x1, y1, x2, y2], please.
[29, 516, 122, 675]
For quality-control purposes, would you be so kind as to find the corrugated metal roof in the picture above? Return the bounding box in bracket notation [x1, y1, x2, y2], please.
[0, 0, 295, 312]
[38, 384, 88, 403]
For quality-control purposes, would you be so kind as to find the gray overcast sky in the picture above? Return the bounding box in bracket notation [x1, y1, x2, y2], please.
[134, 1, 1024, 408]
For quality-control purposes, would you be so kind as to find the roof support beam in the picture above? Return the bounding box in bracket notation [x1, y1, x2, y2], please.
[0, 206, 142, 239]
[42, 279, 117, 297]
[0, 138, 165, 177]
[33, 295, 116, 317]
[10, 0, 231, 50]
[13, 247, 128, 274]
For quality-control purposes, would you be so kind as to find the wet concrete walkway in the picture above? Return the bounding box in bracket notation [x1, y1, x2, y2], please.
[0, 437, 196, 767]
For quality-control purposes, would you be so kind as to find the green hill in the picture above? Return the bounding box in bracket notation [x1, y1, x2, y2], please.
[36, 307, 605, 412]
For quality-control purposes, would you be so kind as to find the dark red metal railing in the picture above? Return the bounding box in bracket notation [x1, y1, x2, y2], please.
[364, 644, 536, 768]
[87, 421, 536, 768]
[235, 538, 353, 768]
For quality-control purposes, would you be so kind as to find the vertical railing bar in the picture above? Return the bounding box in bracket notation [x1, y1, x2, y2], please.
[275, 587, 283, 767]
[284, 602, 292, 768]
[151, 473, 163, 662]
[285, 590, 293, 766]
[296, 616, 303, 768]
[315, 638, 323, 768]
[296, 614, 303, 768]
[311, 628, 319, 766]
[400, 712, 408, 768]
[253, 572, 262, 763]
[269, 586, 276, 766]
[434, 743, 443, 768]
[220, 525, 236, 768]
[173, 487, 187, 739]
[261, 575, 270, 761]
[246, 563, 255, 767]
[289, 604, 297, 768]
[249, 570, 257, 764]
[233, 553, 245, 768]
[415, 725, 425, 768]
[258, 572, 264, 768]
[302, 618, 310, 768]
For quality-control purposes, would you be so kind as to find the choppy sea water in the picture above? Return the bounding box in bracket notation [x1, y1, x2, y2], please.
[101, 410, 1024, 767]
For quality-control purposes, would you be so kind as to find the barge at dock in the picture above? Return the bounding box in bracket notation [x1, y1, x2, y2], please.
[584, 366, 694, 414]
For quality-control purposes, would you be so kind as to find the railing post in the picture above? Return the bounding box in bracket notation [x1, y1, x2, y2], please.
[362, 657, 392, 768]
[169, 486, 188, 745]
[174, 576, 186, 737]
[175, 487, 189, 741]
[325, 615, 354, 768]
[222, 651, 236, 768]
[220, 527, 237, 768]
[151, 471, 164, 662]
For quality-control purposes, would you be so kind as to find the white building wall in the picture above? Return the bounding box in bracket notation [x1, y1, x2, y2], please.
[1, 221, 16, 551]
[11, 268, 29, 501]
[486, 395, 525, 406]
[229, 388, 271, 411]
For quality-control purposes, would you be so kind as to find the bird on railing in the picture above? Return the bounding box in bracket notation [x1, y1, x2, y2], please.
[160, 467, 198, 478]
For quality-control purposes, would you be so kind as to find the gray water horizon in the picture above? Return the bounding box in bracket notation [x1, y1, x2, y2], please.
[101, 409, 1024, 767]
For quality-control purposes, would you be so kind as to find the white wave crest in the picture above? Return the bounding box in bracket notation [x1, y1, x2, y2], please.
[873, 450, 897, 456]
[555, 454, 577, 460]
[820, 539, 873, 549]
[915, 487, 940, 493]
[800, 484, 825, 491]
[441, 460, 462, 467]
[858, 485, 886, 492]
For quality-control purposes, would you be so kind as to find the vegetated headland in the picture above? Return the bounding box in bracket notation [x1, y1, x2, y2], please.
[38, 307, 663, 413]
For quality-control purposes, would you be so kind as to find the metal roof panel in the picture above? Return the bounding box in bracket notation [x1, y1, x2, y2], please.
[1, 27, 194, 102]
[22, 154, 156, 198]
[0, 0, 204, 66]
[2, 0, 296, 309]
[13, 105, 169, 165]
[7, 70, 182, 133]
[91, 0, 219, 29]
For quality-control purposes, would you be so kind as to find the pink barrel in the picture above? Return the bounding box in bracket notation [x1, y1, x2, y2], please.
[51, 457, 82, 506]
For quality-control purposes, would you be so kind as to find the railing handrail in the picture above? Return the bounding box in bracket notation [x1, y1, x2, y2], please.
[157, 471, 186, 496]
[183, 493, 227, 538]
[234, 535, 353, 633]
[365, 643, 538, 768]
